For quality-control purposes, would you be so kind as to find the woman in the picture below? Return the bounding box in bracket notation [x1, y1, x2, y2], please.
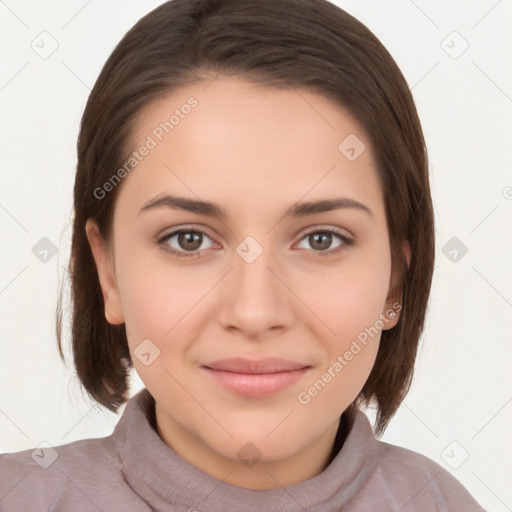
[0, 0, 485, 510]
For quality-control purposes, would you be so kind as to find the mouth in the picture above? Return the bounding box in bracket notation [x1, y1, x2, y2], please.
[200, 357, 312, 397]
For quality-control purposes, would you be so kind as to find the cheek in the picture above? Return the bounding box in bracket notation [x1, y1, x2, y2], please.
[295, 266, 388, 413]
[115, 229, 211, 316]
[294, 244, 391, 393]
[116, 261, 202, 390]
[114, 245, 204, 348]
[297, 247, 392, 335]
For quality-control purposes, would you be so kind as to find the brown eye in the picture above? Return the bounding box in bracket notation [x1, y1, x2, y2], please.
[297, 228, 352, 256]
[159, 229, 215, 258]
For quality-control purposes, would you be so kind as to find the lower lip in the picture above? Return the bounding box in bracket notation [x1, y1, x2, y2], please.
[201, 367, 310, 398]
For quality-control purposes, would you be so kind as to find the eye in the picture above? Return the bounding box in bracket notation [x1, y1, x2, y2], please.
[157, 226, 353, 259]
[157, 228, 216, 259]
[296, 228, 353, 257]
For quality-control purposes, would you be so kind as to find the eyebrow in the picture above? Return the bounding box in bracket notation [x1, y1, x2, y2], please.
[138, 194, 373, 219]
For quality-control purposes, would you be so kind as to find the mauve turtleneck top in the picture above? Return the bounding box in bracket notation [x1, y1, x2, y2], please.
[0, 388, 485, 511]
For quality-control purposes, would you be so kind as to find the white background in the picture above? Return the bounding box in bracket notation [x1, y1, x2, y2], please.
[0, 1, 511, 510]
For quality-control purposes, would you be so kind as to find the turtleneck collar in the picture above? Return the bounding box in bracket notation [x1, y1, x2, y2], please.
[113, 388, 382, 512]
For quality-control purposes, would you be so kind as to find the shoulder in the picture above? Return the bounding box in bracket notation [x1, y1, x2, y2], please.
[354, 440, 486, 511]
[0, 436, 146, 512]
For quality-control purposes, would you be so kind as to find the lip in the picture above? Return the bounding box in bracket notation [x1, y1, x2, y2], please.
[201, 357, 311, 398]
[203, 357, 309, 374]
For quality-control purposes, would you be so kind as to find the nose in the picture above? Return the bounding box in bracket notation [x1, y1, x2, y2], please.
[218, 243, 295, 340]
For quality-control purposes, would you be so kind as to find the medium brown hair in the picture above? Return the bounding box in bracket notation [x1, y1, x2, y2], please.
[57, 0, 435, 436]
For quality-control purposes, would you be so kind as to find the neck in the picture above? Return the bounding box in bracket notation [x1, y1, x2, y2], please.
[153, 404, 349, 490]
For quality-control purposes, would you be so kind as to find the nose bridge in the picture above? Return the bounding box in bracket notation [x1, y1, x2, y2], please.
[234, 234, 280, 301]
[219, 234, 293, 336]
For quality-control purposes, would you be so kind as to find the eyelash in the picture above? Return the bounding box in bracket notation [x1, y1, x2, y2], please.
[156, 226, 353, 260]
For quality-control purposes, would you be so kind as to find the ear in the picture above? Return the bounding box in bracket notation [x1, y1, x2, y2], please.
[382, 240, 411, 330]
[85, 219, 125, 325]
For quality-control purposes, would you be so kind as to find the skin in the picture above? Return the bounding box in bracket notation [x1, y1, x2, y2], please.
[86, 75, 410, 490]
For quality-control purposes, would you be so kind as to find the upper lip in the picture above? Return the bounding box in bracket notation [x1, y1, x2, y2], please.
[202, 357, 310, 374]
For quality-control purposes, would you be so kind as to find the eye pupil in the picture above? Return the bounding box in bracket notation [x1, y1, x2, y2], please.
[310, 232, 332, 251]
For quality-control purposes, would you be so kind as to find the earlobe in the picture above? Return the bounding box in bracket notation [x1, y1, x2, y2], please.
[85, 219, 125, 325]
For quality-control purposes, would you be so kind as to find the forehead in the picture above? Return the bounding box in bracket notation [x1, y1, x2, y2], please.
[116, 76, 384, 224]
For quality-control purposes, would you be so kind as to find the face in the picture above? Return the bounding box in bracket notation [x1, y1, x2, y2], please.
[87, 76, 406, 488]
